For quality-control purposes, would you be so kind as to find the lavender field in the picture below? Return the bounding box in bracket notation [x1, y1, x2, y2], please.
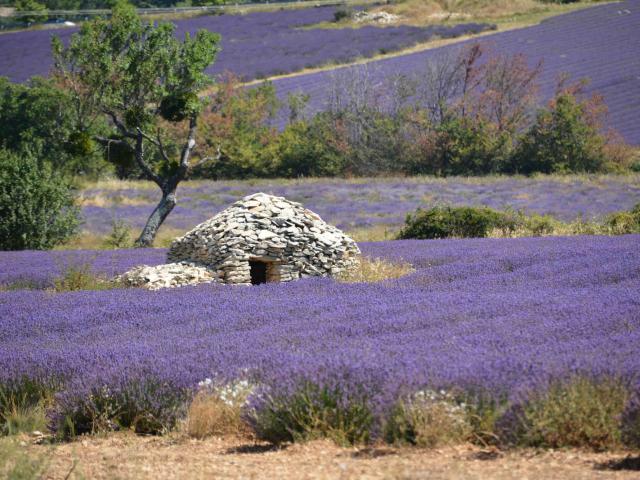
[0, 7, 491, 83]
[77, 176, 640, 238]
[1, 235, 639, 439]
[274, 0, 640, 144]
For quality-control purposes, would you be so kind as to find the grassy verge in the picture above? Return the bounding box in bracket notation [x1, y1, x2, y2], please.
[0, 438, 50, 480]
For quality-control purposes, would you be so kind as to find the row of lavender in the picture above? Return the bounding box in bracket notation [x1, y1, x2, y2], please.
[0, 6, 492, 83]
[274, 1, 640, 144]
[78, 176, 640, 236]
[1, 235, 639, 440]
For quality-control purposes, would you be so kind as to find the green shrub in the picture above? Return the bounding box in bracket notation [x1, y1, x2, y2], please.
[520, 213, 558, 236]
[424, 117, 510, 176]
[53, 380, 190, 439]
[384, 389, 471, 448]
[194, 77, 280, 180]
[102, 218, 133, 249]
[397, 205, 518, 239]
[52, 263, 119, 292]
[603, 203, 640, 234]
[249, 383, 373, 446]
[0, 378, 52, 436]
[464, 393, 506, 446]
[333, 6, 353, 22]
[0, 77, 108, 179]
[512, 377, 629, 450]
[510, 92, 607, 174]
[275, 117, 346, 178]
[0, 150, 80, 250]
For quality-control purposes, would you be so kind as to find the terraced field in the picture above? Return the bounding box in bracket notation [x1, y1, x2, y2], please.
[0, 6, 490, 82]
[273, 0, 640, 144]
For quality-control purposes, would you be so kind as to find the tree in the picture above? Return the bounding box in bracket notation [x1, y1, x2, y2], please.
[14, 0, 48, 24]
[473, 53, 541, 134]
[0, 77, 108, 178]
[193, 73, 280, 179]
[0, 149, 80, 250]
[416, 44, 483, 125]
[52, 1, 220, 246]
[510, 84, 608, 174]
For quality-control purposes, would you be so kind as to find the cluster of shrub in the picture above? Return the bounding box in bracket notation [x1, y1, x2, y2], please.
[186, 47, 636, 180]
[2, 374, 640, 452]
[1, 45, 637, 183]
[397, 203, 640, 240]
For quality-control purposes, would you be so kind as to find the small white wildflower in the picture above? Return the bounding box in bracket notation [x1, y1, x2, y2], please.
[197, 378, 213, 388]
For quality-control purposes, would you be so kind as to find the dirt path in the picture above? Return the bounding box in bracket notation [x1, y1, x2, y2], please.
[24, 433, 640, 480]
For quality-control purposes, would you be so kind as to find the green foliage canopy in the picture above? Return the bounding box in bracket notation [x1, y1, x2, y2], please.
[0, 149, 80, 250]
[511, 92, 607, 174]
[52, 1, 220, 246]
[397, 205, 518, 240]
[0, 77, 107, 178]
[52, 1, 220, 143]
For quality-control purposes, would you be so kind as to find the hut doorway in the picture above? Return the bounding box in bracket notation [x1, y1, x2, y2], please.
[249, 260, 268, 285]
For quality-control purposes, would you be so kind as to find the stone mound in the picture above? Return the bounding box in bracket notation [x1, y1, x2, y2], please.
[354, 11, 400, 24]
[117, 262, 220, 290]
[167, 192, 361, 285]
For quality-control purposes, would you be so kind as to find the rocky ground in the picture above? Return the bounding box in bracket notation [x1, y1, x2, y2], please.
[19, 433, 640, 479]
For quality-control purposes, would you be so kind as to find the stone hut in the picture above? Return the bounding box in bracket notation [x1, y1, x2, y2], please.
[166, 192, 360, 285]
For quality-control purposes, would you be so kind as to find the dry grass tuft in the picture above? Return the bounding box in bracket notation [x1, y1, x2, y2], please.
[376, 0, 600, 27]
[347, 225, 399, 242]
[337, 257, 414, 283]
[155, 227, 188, 248]
[184, 390, 252, 440]
[385, 390, 472, 448]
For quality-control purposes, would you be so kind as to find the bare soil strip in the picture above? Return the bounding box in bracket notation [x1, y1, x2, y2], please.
[27, 433, 640, 479]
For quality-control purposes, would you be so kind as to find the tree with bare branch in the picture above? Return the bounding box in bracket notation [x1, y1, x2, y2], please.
[52, 1, 220, 246]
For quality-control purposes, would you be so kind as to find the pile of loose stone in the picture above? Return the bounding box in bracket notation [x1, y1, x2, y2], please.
[118, 193, 361, 289]
[354, 11, 400, 24]
[117, 262, 220, 290]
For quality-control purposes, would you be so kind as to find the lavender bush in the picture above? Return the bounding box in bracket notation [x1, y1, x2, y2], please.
[1, 235, 639, 442]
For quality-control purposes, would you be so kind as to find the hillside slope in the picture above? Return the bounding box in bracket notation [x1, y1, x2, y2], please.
[273, 0, 640, 145]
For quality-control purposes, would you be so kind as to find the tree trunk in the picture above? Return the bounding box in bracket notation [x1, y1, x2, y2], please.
[135, 188, 177, 247]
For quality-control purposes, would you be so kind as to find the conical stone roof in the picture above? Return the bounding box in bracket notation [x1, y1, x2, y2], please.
[167, 193, 360, 284]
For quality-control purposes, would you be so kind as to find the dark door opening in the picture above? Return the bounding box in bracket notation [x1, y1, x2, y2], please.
[249, 260, 267, 285]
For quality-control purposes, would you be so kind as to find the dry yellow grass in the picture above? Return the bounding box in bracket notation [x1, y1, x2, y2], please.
[184, 391, 252, 440]
[20, 433, 640, 480]
[347, 224, 399, 242]
[337, 257, 414, 283]
[369, 0, 608, 26]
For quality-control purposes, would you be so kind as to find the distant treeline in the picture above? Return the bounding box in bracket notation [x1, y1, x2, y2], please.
[0, 45, 637, 182]
[1, 0, 310, 11]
